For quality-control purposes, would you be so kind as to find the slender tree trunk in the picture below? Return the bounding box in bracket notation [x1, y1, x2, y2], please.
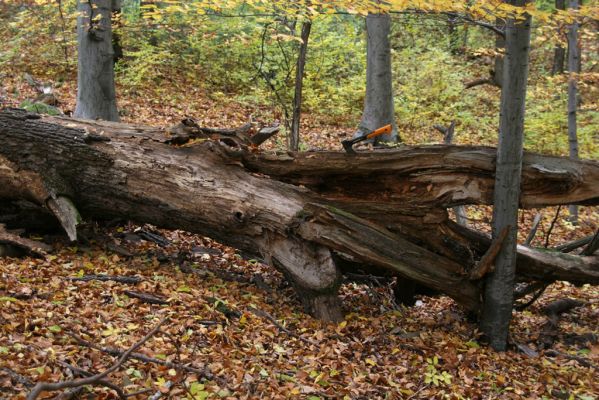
[493, 19, 505, 88]
[567, 0, 580, 223]
[74, 0, 120, 122]
[480, 0, 532, 351]
[290, 21, 312, 152]
[359, 13, 399, 143]
[551, 0, 567, 75]
[112, 0, 124, 64]
[448, 16, 461, 55]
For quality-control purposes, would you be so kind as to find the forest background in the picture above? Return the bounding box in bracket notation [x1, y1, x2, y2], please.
[0, 0, 598, 399]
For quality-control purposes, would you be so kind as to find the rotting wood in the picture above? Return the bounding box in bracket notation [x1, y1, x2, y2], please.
[0, 109, 597, 321]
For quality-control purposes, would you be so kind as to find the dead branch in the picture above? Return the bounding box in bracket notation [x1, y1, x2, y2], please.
[65, 331, 214, 379]
[0, 223, 52, 256]
[555, 234, 595, 253]
[123, 290, 168, 305]
[248, 306, 318, 346]
[27, 317, 167, 400]
[581, 229, 599, 256]
[524, 212, 543, 246]
[69, 274, 142, 284]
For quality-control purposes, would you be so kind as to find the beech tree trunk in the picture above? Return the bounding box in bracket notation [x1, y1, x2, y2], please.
[481, 0, 532, 351]
[1, 109, 597, 322]
[567, 0, 580, 224]
[493, 19, 505, 88]
[359, 13, 399, 143]
[551, 0, 567, 75]
[290, 21, 312, 152]
[74, 0, 120, 121]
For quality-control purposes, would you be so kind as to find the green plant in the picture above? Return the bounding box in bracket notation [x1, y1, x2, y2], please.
[424, 356, 453, 387]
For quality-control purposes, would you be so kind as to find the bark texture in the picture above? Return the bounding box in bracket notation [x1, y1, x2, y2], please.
[551, 0, 567, 75]
[480, 1, 532, 351]
[290, 21, 312, 152]
[567, 0, 580, 223]
[0, 109, 597, 322]
[74, 0, 120, 121]
[359, 14, 399, 143]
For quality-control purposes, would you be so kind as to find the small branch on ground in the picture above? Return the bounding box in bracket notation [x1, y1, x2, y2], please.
[464, 77, 494, 89]
[0, 223, 52, 256]
[27, 317, 168, 400]
[69, 274, 142, 284]
[247, 306, 318, 346]
[65, 331, 214, 380]
[514, 283, 549, 311]
[123, 290, 168, 305]
[1, 367, 34, 388]
[555, 234, 595, 253]
[545, 349, 594, 368]
[581, 229, 599, 256]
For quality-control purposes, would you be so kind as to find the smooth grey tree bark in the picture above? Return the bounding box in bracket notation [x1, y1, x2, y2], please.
[358, 13, 399, 143]
[493, 20, 505, 88]
[551, 0, 567, 75]
[74, 0, 120, 122]
[480, 0, 532, 351]
[567, 0, 580, 224]
[290, 21, 312, 152]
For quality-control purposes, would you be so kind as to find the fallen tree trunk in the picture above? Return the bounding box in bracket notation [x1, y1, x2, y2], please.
[1, 108, 597, 321]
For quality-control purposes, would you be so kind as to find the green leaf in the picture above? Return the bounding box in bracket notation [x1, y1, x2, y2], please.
[0, 296, 18, 303]
[48, 325, 62, 333]
[177, 285, 192, 293]
[0, 346, 9, 354]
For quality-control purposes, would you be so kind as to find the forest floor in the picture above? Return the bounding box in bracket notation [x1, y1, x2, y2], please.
[0, 75, 598, 400]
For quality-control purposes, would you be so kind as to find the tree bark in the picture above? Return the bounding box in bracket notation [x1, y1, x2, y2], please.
[74, 0, 120, 121]
[493, 18, 505, 88]
[359, 13, 399, 143]
[0, 109, 597, 322]
[567, 0, 580, 224]
[551, 0, 567, 75]
[480, 0, 532, 351]
[290, 21, 312, 152]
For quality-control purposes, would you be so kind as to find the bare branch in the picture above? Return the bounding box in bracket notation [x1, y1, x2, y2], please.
[27, 317, 168, 400]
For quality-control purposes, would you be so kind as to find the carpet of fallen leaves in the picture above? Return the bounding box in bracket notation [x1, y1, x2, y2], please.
[1, 224, 598, 400]
[1, 73, 598, 400]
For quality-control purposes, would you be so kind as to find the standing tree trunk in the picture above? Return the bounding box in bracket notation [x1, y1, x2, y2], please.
[493, 19, 506, 88]
[74, 0, 120, 122]
[290, 21, 312, 152]
[111, 0, 124, 64]
[480, 0, 532, 351]
[567, 0, 580, 224]
[551, 0, 567, 75]
[359, 13, 399, 143]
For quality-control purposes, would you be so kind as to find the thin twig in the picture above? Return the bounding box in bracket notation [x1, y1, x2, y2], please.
[65, 331, 213, 379]
[544, 205, 562, 248]
[27, 317, 168, 400]
[514, 283, 549, 311]
[247, 306, 318, 346]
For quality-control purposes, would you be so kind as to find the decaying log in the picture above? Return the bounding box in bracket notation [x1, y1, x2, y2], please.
[0, 108, 597, 321]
